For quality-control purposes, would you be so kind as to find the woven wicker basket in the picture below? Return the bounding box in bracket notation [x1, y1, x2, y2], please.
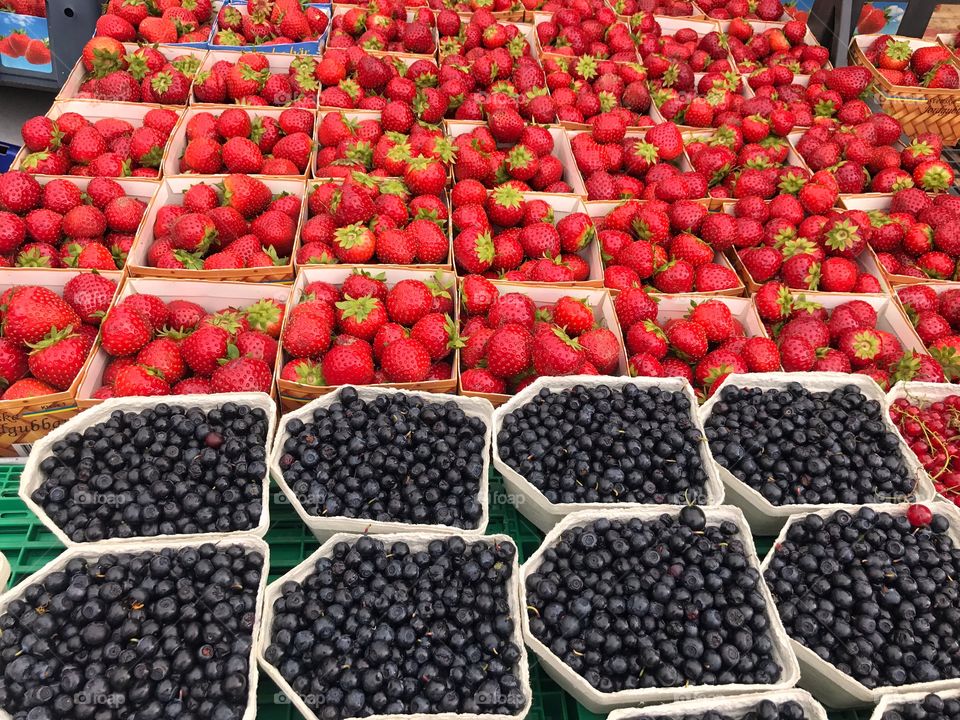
[850, 34, 960, 144]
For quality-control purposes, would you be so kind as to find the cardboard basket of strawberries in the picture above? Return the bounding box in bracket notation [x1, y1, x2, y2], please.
[718, 18, 832, 75]
[327, 4, 438, 57]
[315, 50, 439, 112]
[76, 276, 291, 407]
[91, 1, 215, 48]
[12, 101, 182, 178]
[850, 34, 960, 144]
[300, 175, 452, 269]
[0, 173, 158, 271]
[457, 278, 627, 405]
[126, 174, 305, 282]
[0, 270, 122, 457]
[191, 50, 321, 107]
[531, 10, 639, 63]
[276, 266, 459, 410]
[56, 43, 207, 107]
[210, 2, 331, 52]
[162, 105, 317, 177]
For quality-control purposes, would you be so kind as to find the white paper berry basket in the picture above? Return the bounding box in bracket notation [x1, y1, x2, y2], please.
[607, 688, 829, 720]
[759, 501, 960, 707]
[268, 385, 494, 540]
[869, 687, 960, 720]
[491, 375, 725, 533]
[0, 533, 269, 720]
[255, 531, 533, 720]
[18, 393, 277, 547]
[0, 552, 10, 591]
[698, 372, 936, 536]
[519, 506, 800, 713]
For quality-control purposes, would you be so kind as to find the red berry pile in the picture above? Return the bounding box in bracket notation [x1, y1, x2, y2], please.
[211, 0, 329, 46]
[18, 107, 179, 178]
[279, 272, 457, 387]
[891, 393, 960, 506]
[616, 0, 699, 16]
[534, 6, 636, 61]
[326, 5, 436, 55]
[542, 55, 651, 127]
[615, 289, 781, 395]
[316, 49, 441, 116]
[0, 276, 118, 400]
[596, 198, 742, 293]
[69, 44, 201, 104]
[95, 294, 283, 397]
[863, 35, 959, 88]
[458, 275, 622, 395]
[93, 0, 213, 45]
[698, 0, 785, 20]
[300, 176, 449, 266]
[451, 112, 574, 193]
[637, 21, 734, 89]
[452, 182, 594, 282]
[898, 284, 960, 380]
[192, 52, 319, 106]
[175, 107, 315, 175]
[0, 173, 146, 270]
[727, 18, 830, 75]
[145, 174, 301, 271]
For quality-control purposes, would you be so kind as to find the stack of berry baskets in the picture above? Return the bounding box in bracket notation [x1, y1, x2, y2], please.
[210, 2, 331, 52]
[758, 501, 960, 708]
[699, 372, 937, 535]
[190, 50, 322, 108]
[75, 276, 292, 407]
[55, 43, 208, 107]
[274, 266, 459, 411]
[850, 34, 960, 145]
[125, 175, 306, 282]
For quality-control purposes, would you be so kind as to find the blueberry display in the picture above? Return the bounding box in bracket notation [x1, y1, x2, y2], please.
[882, 694, 960, 720]
[765, 506, 960, 688]
[525, 509, 784, 692]
[277, 387, 487, 528]
[621, 699, 809, 720]
[32, 403, 268, 541]
[0, 543, 263, 720]
[704, 383, 915, 505]
[497, 384, 711, 504]
[263, 536, 526, 719]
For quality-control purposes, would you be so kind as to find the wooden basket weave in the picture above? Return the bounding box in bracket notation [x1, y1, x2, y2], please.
[849, 34, 960, 145]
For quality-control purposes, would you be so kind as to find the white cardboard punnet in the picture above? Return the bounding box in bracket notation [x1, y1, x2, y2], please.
[521, 506, 800, 712]
[869, 688, 960, 720]
[608, 688, 829, 720]
[492, 375, 725, 533]
[269, 385, 494, 540]
[19, 393, 277, 546]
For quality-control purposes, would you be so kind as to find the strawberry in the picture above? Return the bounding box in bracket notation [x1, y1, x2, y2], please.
[282, 312, 332, 358]
[180, 324, 230, 376]
[211, 357, 272, 393]
[114, 364, 170, 397]
[99, 305, 153, 356]
[322, 343, 374, 385]
[742, 337, 781, 371]
[335, 296, 388, 340]
[4, 286, 81, 346]
[136, 338, 185, 385]
[25, 327, 89, 390]
[579, 327, 620, 374]
[386, 280, 433, 326]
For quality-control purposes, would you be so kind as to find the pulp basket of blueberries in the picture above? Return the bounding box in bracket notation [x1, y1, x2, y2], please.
[607, 688, 830, 720]
[18, 394, 277, 546]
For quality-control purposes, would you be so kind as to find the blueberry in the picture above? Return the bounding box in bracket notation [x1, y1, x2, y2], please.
[704, 383, 916, 505]
[34, 405, 268, 541]
[497, 384, 710, 504]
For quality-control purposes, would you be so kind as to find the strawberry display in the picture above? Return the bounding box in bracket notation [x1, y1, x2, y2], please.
[897, 284, 960, 380]
[727, 18, 831, 75]
[571, 119, 708, 201]
[326, 4, 436, 55]
[192, 52, 319, 107]
[861, 188, 960, 281]
[451, 183, 595, 282]
[279, 271, 457, 387]
[697, 0, 785, 20]
[535, 6, 636, 61]
[593, 198, 742, 293]
[18, 107, 180, 178]
[141, 174, 301, 271]
[92, 293, 283, 397]
[727, 187, 885, 293]
[300, 174, 450, 266]
[450, 112, 575, 193]
[793, 117, 953, 193]
[93, 0, 213, 45]
[68, 41, 201, 104]
[174, 107, 315, 175]
[316, 49, 440, 114]
[457, 276, 623, 395]
[315, 111, 455, 186]
[890, 392, 960, 505]
[0, 173, 148, 270]
[542, 55, 651, 126]
[613, 290, 781, 396]
[685, 124, 808, 199]
[211, 0, 329, 46]
[862, 35, 959, 88]
[0, 275, 118, 400]
[758, 285, 942, 387]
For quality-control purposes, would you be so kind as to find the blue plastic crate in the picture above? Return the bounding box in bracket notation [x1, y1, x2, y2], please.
[0, 142, 20, 173]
